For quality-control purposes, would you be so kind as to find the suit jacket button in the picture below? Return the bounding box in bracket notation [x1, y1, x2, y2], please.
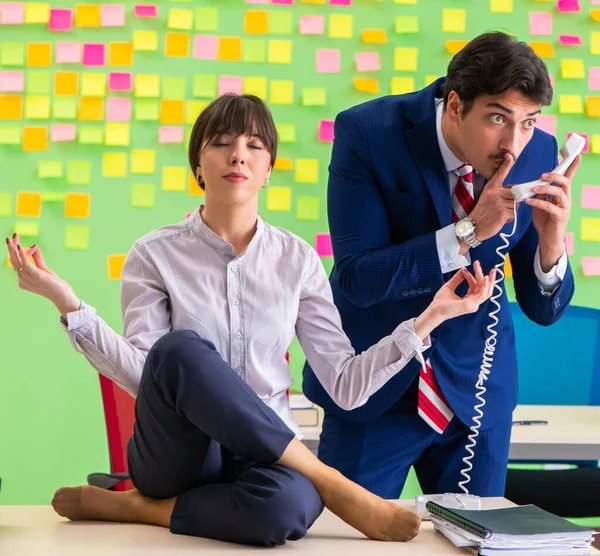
[424, 287, 432, 293]
[402, 290, 409, 296]
[409, 289, 416, 296]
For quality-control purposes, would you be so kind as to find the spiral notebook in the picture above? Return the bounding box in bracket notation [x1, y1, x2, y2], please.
[426, 501, 596, 555]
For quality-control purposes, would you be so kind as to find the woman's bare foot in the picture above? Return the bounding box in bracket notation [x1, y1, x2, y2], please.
[51, 486, 175, 528]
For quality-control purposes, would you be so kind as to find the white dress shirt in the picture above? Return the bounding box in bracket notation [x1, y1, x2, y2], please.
[433, 98, 567, 294]
[60, 207, 430, 437]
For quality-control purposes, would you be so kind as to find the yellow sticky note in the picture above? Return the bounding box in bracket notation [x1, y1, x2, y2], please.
[361, 29, 387, 43]
[490, 0, 512, 13]
[25, 95, 50, 119]
[107, 254, 127, 280]
[162, 167, 187, 192]
[243, 77, 267, 100]
[586, 97, 600, 117]
[109, 42, 134, 67]
[591, 10, 600, 22]
[591, 134, 600, 154]
[245, 10, 269, 34]
[302, 87, 326, 106]
[354, 78, 380, 93]
[395, 16, 419, 34]
[104, 123, 130, 146]
[394, 0, 417, 3]
[165, 33, 190, 57]
[102, 153, 127, 177]
[391, 77, 415, 95]
[295, 159, 319, 183]
[274, 157, 293, 170]
[78, 97, 104, 121]
[135, 74, 160, 98]
[25, 3, 50, 24]
[75, 4, 101, 27]
[168, 8, 193, 30]
[529, 41, 555, 58]
[38, 160, 63, 178]
[81, 73, 106, 97]
[133, 31, 158, 52]
[16, 192, 42, 217]
[425, 75, 442, 86]
[446, 40, 467, 54]
[64, 192, 91, 219]
[266, 187, 291, 211]
[185, 100, 208, 124]
[561, 59, 585, 79]
[559, 95, 584, 114]
[218, 37, 242, 61]
[394, 48, 418, 72]
[22, 126, 47, 151]
[591, 32, 600, 56]
[268, 40, 292, 64]
[442, 9, 466, 33]
[131, 149, 156, 174]
[329, 14, 353, 39]
[581, 218, 600, 242]
[27, 43, 52, 67]
[269, 80, 294, 105]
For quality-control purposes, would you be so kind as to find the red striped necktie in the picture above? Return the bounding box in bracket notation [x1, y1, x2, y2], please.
[451, 163, 475, 223]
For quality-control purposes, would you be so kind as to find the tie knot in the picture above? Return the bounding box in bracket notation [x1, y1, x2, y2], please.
[457, 163, 473, 177]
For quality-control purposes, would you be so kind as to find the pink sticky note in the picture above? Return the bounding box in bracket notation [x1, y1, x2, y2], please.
[245, 0, 269, 3]
[272, 0, 293, 4]
[593, 0, 600, 4]
[559, 34, 582, 46]
[529, 12, 552, 35]
[565, 232, 574, 256]
[316, 49, 340, 73]
[101, 4, 125, 27]
[185, 212, 192, 219]
[107, 97, 132, 122]
[567, 132, 588, 153]
[355, 52, 381, 72]
[0, 2, 25, 24]
[133, 5, 158, 18]
[315, 234, 333, 257]
[581, 257, 600, 276]
[299, 15, 324, 35]
[581, 185, 600, 209]
[158, 126, 184, 143]
[82, 43, 105, 67]
[48, 8, 73, 31]
[557, 0, 580, 13]
[50, 123, 76, 142]
[0, 70, 24, 92]
[193, 35, 218, 60]
[108, 72, 132, 92]
[56, 41, 81, 64]
[219, 75, 243, 95]
[330, 0, 351, 4]
[535, 115, 557, 137]
[318, 120, 334, 142]
[589, 67, 600, 90]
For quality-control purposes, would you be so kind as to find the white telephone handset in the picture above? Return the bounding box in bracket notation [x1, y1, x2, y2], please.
[511, 133, 585, 202]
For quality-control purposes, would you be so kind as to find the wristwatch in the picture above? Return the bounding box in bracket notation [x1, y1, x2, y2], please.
[454, 216, 481, 249]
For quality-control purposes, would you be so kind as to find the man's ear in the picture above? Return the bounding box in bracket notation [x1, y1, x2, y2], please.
[446, 91, 463, 122]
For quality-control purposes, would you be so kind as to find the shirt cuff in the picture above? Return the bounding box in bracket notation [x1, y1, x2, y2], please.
[534, 247, 567, 296]
[436, 224, 471, 274]
[391, 318, 431, 359]
[59, 300, 97, 352]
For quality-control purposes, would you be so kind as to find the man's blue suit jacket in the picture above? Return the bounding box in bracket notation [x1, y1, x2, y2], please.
[303, 77, 575, 430]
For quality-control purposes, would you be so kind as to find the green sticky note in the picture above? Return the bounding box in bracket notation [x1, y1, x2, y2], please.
[26, 71, 51, 95]
[131, 184, 156, 208]
[243, 39, 266, 63]
[41, 192, 65, 202]
[14, 221, 40, 237]
[276, 123, 296, 143]
[296, 197, 320, 220]
[64, 225, 90, 250]
[162, 77, 186, 100]
[0, 193, 12, 217]
[67, 161, 92, 185]
[53, 97, 77, 120]
[79, 126, 104, 145]
[195, 7, 218, 31]
[192, 74, 217, 98]
[38, 160, 64, 178]
[0, 43, 25, 66]
[270, 11, 293, 34]
[395, 15, 419, 34]
[134, 100, 159, 121]
[302, 87, 327, 106]
[0, 125, 21, 145]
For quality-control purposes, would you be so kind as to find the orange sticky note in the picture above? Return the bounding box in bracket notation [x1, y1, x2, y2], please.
[274, 157, 293, 170]
[529, 41, 555, 58]
[446, 40, 467, 54]
[22, 126, 47, 151]
[109, 42, 133, 66]
[245, 10, 269, 34]
[78, 97, 104, 121]
[64, 192, 91, 219]
[0, 96, 22, 120]
[586, 96, 600, 117]
[504, 254, 513, 278]
[27, 43, 52, 67]
[361, 29, 387, 43]
[75, 4, 101, 27]
[160, 100, 184, 124]
[165, 33, 190, 57]
[16, 192, 42, 218]
[591, 9, 600, 22]
[54, 72, 79, 96]
[354, 78, 380, 93]
[189, 171, 204, 196]
[218, 37, 242, 61]
[107, 254, 127, 280]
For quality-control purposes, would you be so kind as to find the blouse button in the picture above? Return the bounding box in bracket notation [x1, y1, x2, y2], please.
[235, 331, 242, 339]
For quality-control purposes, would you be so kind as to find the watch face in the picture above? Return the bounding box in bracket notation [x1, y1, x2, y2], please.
[455, 219, 473, 236]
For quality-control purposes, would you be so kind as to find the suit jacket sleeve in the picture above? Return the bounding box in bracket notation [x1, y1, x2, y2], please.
[327, 109, 446, 309]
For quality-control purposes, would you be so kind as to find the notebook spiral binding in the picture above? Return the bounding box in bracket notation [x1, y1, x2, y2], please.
[433, 525, 480, 555]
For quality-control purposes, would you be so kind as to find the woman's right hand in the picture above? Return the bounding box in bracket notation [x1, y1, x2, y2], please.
[6, 233, 81, 316]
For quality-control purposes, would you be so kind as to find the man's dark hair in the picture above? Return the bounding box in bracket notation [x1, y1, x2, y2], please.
[443, 31, 553, 115]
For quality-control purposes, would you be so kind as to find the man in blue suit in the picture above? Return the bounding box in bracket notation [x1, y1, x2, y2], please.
[303, 32, 578, 498]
